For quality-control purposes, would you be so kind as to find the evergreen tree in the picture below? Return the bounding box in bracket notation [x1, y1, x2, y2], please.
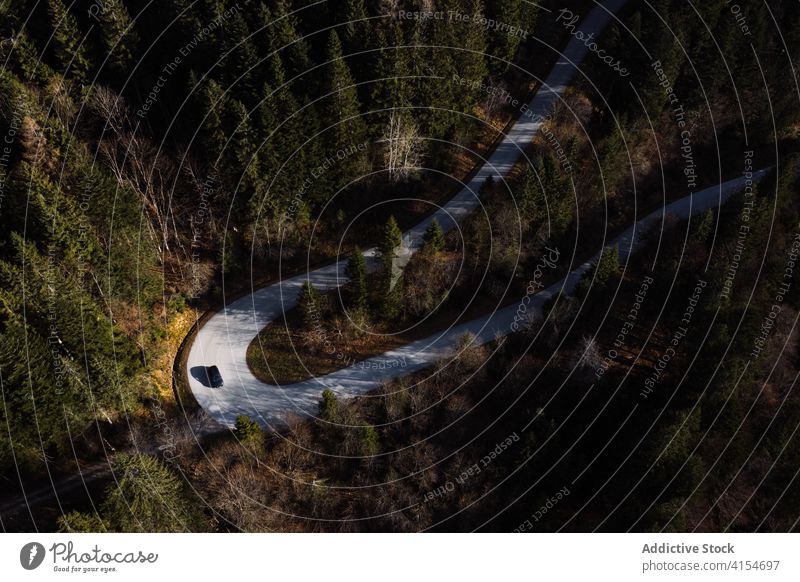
[692, 209, 714, 243]
[57, 511, 108, 533]
[517, 164, 544, 224]
[345, 246, 368, 312]
[47, 0, 91, 86]
[574, 245, 619, 299]
[319, 388, 339, 422]
[424, 8, 457, 137]
[320, 31, 368, 187]
[453, 0, 489, 113]
[249, 2, 273, 64]
[338, 0, 370, 55]
[297, 280, 321, 330]
[380, 214, 403, 260]
[271, 0, 312, 85]
[264, 56, 312, 204]
[370, 25, 412, 128]
[537, 154, 571, 238]
[597, 126, 627, 198]
[379, 215, 404, 317]
[225, 98, 259, 204]
[193, 76, 228, 166]
[96, 0, 139, 77]
[221, 13, 259, 104]
[101, 454, 206, 532]
[423, 218, 445, 253]
[520, 0, 540, 36]
[323, 29, 365, 128]
[165, 0, 204, 38]
[235, 415, 263, 441]
[360, 424, 380, 456]
[251, 81, 281, 217]
[595, 245, 620, 287]
[12, 31, 54, 83]
[486, 0, 522, 74]
[639, 0, 680, 115]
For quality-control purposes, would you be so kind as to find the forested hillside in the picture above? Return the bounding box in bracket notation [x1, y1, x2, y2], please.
[2, 0, 800, 533]
[0, 0, 542, 491]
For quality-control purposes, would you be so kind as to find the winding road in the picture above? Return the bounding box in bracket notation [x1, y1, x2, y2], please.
[185, 0, 763, 430]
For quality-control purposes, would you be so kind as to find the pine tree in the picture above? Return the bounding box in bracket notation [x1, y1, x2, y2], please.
[345, 246, 368, 312]
[339, 0, 370, 55]
[251, 81, 280, 217]
[380, 214, 402, 260]
[486, 0, 522, 74]
[166, 0, 203, 38]
[194, 76, 228, 167]
[101, 454, 206, 532]
[323, 30, 365, 131]
[597, 126, 626, 199]
[225, 98, 259, 202]
[517, 164, 543, 224]
[57, 511, 108, 533]
[423, 218, 445, 252]
[235, 415, 263, 443]
[639, 0, 680, 115]
[202, 0, 227, 22]
[297, 280, 321, 331]
[221, 13, 259, 104]
[262, 55, 324, 213]
[425, 3, 458, 130]
[574, 245, 619, 300]
[360, 424, 380, 456]
[692, 209, 714, 242]
[271, 0, 312, 85]
[319, 388, 339, 422]
[320, 31, 368, 185]
[47, 0, 91, 86]
[12, 31, 54, 83]
[370, 24, 411, 124]
[595, 245, 620, 287]
[265, 56, 307, 196]
[519, 0, 540, 38]
[379, 215, 403, 317]
[454, 0, 489, 113]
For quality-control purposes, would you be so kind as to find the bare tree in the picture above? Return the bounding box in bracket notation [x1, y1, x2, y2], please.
[380, 111, 424, 182]
[90, 86, 200, 264]
[403, 251, 455, 317]
[482, 81, 511, 121]
[573, 334, 603, 378]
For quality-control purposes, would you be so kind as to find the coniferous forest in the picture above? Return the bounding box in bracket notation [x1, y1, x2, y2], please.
[1, 0, 800, 535]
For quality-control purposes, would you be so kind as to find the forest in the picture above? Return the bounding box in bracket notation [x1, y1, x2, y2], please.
[1, 0, 799, 533]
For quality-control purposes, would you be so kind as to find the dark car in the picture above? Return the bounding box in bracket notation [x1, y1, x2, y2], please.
[207, 365, 224, 388]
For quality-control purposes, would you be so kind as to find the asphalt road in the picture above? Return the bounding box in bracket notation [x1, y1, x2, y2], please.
[184, 0, 684, 429]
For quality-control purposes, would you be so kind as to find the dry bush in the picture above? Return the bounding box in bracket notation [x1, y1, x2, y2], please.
[403, 249, 458, 317]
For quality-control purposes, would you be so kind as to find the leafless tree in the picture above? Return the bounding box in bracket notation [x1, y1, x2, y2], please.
[90, 87, 201, 265]
[380, 111, 424, 182]
[572, 335, 603, 379]
[216, 461, 271, 531]
[519, 309, 543, 334]
[403, 250, 456, 317]
[481, 80, 511, 121]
